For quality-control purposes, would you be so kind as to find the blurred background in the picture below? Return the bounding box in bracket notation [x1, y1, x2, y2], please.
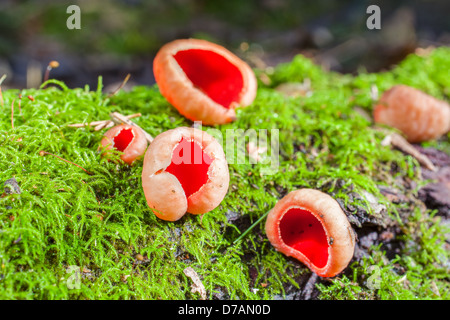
[0, 0, 449, 90]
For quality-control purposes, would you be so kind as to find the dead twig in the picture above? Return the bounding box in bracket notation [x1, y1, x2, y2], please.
[68, 112, 154, 144]
[301, 272, 319, 300]
[68, 113, 141, 131]
[110, 112, 153, 143]
[382, 133, 437, 171]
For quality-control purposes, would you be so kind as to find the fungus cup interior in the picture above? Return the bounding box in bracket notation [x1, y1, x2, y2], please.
[113, 128, 134, 152]
[279, 207, 329, 268]
[173, 49, 244, 108]
[165, 137, 212, 198]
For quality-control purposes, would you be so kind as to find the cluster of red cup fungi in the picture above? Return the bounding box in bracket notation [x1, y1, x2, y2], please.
[98, 38, 449, 278]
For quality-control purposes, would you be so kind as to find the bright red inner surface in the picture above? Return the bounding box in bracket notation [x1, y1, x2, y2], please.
[165, 138, 212, 198]
[113, 128, 134, 152]
[173, 49, 244, 108]
[279, 208, 329, 269]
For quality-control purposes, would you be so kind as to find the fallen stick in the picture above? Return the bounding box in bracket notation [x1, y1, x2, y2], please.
[68, 112, 154, 144]
[382, 133, 437, 172]
[110, 112, 154, 143]
[68, 113, 141, 130]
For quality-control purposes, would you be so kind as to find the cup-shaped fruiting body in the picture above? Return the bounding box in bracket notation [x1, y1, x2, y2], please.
[153, 38, 257, 125]
[265, 189, 355, 278]
[100, 124, 148, 165]
[373, 85, 450, 143]
[141, 127, 229, 221]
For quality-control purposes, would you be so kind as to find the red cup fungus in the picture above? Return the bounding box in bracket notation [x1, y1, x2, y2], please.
[100, 124, 148, 165]
[141, 127, 229, 221]
[265, 189, 356, 278]
[153, 38, 257, 125]
[373, 85, 450, 143]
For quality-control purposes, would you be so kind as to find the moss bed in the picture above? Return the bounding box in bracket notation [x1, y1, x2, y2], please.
[0, 47, 449, 300]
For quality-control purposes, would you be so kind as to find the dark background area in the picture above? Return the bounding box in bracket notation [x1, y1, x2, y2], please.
[0, 0, 449, 90]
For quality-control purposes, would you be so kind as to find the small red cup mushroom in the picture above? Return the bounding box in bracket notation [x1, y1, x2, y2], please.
[373, 85, 450, 143]
[100, 124, 148, 165]
[265, 189, 355, 278]
[153, 38, 257, 125]
[141, 127, 229, 221]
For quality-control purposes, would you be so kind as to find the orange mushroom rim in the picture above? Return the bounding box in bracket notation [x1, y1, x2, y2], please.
[275, 205, 330, 270]
[153, 39, 257, 125]
[173, 48, 245, 109]
[101, 124, 148, 163]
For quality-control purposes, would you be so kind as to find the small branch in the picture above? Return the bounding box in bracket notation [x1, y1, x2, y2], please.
[301, 272, 319, 300]
[382, 133, 437, 171]
[94, 121, 110, 131]
[68, 113, 141, 131]
[68, 112, 153, 143]
[39, 150, 93, 175]
[110, 112, 154, 143]
[68, 119, 110, 128]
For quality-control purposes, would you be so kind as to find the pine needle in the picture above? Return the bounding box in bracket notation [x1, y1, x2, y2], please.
[39, 150, 93, 175]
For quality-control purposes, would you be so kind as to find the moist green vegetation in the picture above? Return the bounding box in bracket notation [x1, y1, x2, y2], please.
[1, 47, 449, 299]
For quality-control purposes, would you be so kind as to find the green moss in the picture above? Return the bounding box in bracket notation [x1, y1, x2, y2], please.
[1, 48, 449, 300]
[318, 208, 449, 300]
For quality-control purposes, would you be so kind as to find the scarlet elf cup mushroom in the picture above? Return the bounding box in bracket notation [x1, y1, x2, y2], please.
[153, 39, 257, 125]
[141, 127, 229, 221]
[265, 189, 356, 277]
[373, 84, 450, 143]
[100, 124, 148, 165]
